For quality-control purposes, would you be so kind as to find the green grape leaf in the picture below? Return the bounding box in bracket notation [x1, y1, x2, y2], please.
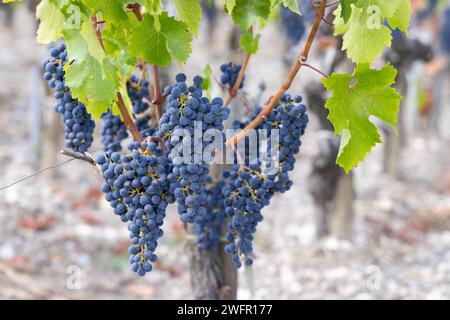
[339, 0, 357, 23]
[200, 64, 212, 97]
[224, 0, 236, 13]
[386, 0, 411, 32]
[129, 12, 192, 67]
[337, 5, 392, 63]
[83, 0, 128, 21]
[36, 0, 64, 44]
[232, 0, 271, 30]
[322, 63, 402, 173]
[64, 20, 119, 120]
[280, 0, 300, 15]
[144, 0, 164, 15]
[240, 31, 261, 54]
[174, 0, 202, 36]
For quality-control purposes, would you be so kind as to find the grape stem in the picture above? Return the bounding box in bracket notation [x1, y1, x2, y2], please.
[151, 64, 164, 128]
[225, 0, 328, 147]
[224, 27, 253, 107]
[61, 148, 96, 166]
[117, 92, 144, 142]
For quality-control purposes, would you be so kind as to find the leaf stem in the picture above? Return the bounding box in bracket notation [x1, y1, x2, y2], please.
[91, 16, 105, 51]
[301, 62, 329, 78]
[225, 0, 328, 147]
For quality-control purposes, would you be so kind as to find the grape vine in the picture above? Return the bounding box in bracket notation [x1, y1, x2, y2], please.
[23, 0, 411, 279]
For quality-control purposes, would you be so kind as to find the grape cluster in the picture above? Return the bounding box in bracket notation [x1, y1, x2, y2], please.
[220, 94, 308, 267]
[127, 75, 155, 138]
[43, 44, 95, 153]
[261, 94, 308, 192]
[100, 110, 129, 153]
[194, 177, 226, 250]
[220, 62, 245, 90]
[222, 165, 276, 268]
[158, 74, 230, 224]
[97, 141, 175, 276]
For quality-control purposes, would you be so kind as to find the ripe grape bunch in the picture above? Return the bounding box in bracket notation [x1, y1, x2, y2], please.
[43, 44, 95, 153]
[262, 94, 309, 192]
[218, 94, 308, 268]
[96, 71, 308, 273]
[222, 165, 276, 268]
[158, 73, 230, 224]
[96, 141, 176, 276]
[220, 62, 245, 89]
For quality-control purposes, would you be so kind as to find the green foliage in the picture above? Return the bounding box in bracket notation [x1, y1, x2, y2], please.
[129, 12, 192, 67]
[199, 64, 213, 97]
[322, 64, 401, 173]
[240, 31, 261, 54]
[334, 0, 411, 64]
[31, 0, 412, 172]
[173, 0, 202, 36]
[36, 0, 65, 44]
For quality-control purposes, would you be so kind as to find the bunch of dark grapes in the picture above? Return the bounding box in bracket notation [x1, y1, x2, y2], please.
[96, 141, 176, 276]
[222, 165, 276, 268]
[219, 94, 308, 267]
[194, 177, 226, 250]
[100, 110, 128, 153]
[127, 75, 155, 138]
[261, 94, 308, 192]
[220, 62, 245, 90]
[158, 73, 230, 224]
[43, 44, 95, 153]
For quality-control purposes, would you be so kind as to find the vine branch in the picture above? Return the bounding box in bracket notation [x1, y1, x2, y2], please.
[224, 27, 253, 107]
[117, 92, 143, 142]
[151, 65, 164, 128]
[225, 0, 328, 147]
[61, 148, 96, 166]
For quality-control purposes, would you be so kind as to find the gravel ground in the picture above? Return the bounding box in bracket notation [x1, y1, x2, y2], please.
[0, 6, 449, 300]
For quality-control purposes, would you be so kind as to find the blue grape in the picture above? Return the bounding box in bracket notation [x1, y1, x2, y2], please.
[43, 44, 95, 153]
[97, 141, 175, 276]
[220, 62, 245, 90]
[100, 109, 128, 153]
[158, 73, 230, 224]
[221, 165, 275, 268]
[221, 94, 308, 267]
[127, 75, 156, 138]
[261, 94, 308, 192]
[194, 177, 226, 250]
